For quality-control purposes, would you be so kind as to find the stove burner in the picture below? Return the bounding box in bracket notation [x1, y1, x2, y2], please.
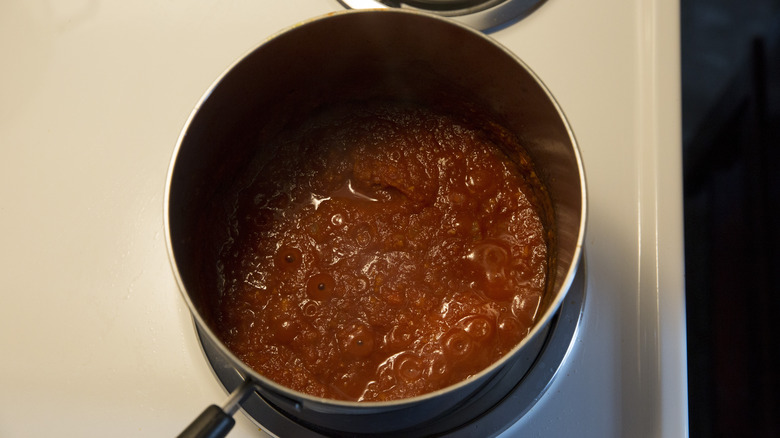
[400, 0, 501, 11]
[337, 0, 546, 31]
[195, 262, 585, 437]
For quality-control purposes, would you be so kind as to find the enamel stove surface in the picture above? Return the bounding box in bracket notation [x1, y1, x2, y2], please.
[0, 1, 686, 437]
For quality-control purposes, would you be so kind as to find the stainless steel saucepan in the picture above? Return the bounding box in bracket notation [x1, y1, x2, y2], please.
[165, 9, 586, 437]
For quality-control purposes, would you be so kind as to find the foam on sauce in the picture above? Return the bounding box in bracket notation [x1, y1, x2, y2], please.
[208, 101, 550, 401]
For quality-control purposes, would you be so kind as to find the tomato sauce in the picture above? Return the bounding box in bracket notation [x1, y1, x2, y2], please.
[208, 101, 550, 401]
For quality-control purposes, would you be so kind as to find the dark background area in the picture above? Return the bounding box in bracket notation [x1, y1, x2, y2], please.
[682, 0, 780, 436]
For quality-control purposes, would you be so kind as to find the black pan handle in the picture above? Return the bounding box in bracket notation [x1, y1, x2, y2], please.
[178, 379, 256, 438]
[178, 405, 234, 438]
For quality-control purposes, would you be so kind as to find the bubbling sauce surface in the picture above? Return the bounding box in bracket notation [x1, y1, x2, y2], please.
[211, 102, 549, 401]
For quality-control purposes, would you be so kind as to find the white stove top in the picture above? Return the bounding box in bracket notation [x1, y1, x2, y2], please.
[0, 1, 687, 436]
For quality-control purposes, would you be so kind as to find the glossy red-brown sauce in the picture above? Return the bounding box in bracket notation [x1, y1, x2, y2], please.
[210, 102, 549, 401]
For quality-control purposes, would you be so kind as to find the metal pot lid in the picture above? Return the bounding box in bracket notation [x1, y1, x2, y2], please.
[337, 0, 547, 31]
